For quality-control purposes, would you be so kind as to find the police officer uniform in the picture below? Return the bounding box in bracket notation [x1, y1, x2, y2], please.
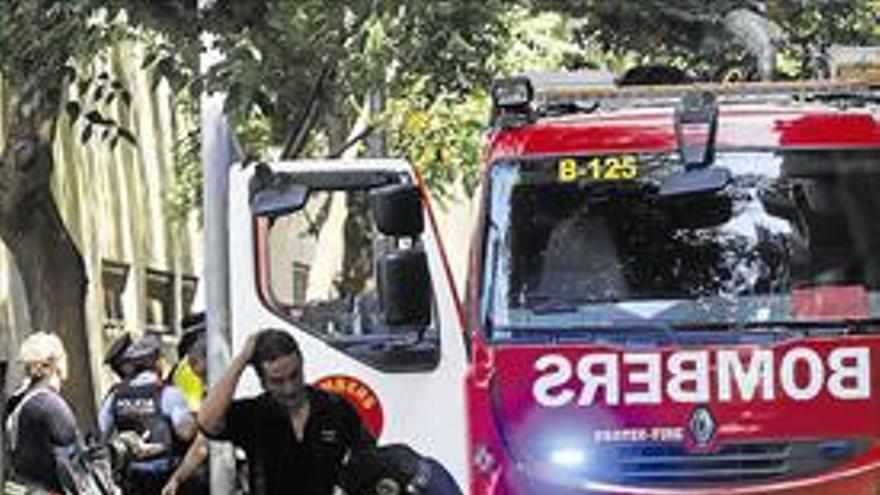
[98, 335, 192, 495]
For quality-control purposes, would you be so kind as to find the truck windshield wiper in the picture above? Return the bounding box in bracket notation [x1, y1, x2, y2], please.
[678, 317, 880, 334]
[529, 300, 580, 314]
[495, 318, 682, 345]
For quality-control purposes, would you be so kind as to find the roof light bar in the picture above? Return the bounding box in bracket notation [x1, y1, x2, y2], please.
[534, 80, 876, 104]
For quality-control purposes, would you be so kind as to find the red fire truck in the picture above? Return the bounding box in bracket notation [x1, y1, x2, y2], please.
[231, 61, 880, 494]
[464, 72, 880, 495]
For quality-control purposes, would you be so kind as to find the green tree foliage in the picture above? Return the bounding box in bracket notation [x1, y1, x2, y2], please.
[769, 1, 880, 77]
[528, 0, 879, 79]
[387, 8, 586, 199]
[0, 1, 203, 424]
[386, 83, 489, 198]
[158, 0, 515, 216]
[189, 0, 508, 145]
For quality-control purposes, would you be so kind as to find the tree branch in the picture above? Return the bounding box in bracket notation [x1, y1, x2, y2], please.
[646, 0, 720, 24]
[327, 124, 375, 159]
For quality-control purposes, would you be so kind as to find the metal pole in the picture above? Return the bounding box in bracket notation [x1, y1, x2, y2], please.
[0, 352, 7, 490]
[199, 1, 238, 493]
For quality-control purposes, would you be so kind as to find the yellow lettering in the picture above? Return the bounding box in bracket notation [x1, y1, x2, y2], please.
[620, 155, 638, 179]
[560, 155, 639, 183]
[587, 157, 602, 179]
[558, 158, 578, 182]
[604, 157, 621, 179]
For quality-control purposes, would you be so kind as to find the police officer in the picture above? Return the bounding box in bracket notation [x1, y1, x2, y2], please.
[103, 332, 134, 383]
[161, 314, 209, 495]
[98, 333, 196, 495]
[167, 313, 207, 411]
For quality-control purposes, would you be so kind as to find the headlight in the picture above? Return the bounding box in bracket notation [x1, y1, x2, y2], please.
[549, 447, 587, 468]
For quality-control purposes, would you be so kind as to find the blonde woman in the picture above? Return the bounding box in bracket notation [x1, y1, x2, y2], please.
[5, 331, 78, 494]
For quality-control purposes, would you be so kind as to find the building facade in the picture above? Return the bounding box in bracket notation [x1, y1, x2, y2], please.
[0, 42, 203, 401]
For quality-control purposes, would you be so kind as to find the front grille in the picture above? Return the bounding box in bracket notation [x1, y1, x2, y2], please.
[613, 442, 789, 484]
[588, 439, 870, 486]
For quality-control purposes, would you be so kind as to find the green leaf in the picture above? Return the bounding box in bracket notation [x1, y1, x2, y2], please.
[84, 110, 109, 125]
[142, 51, 158, 69]
[149, 56, 173, 92]
[93, 85, 105, 102]
[77, 77, 91, 97]
[65, 101, 81, 122]
[117, 127, 138, 146]
[252, 89, 275, 116]
[81, 124, 93, 143]
[60, 65, 77, 83]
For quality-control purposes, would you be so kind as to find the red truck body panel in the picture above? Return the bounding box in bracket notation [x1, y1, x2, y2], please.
[467, 101, 880, 494]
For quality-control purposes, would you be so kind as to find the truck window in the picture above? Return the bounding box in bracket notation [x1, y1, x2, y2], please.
[255, 187, 440, 371]
[483, 150, 880, 337]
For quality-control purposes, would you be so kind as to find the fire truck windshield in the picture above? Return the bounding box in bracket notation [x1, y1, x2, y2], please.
[482, 150, 880, 336]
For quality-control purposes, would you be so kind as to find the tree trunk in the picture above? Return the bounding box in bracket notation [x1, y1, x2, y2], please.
[322, 91, 374, 298]
[0, 130, 97, 429]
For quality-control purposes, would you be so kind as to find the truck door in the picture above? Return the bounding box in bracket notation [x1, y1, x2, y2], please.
[227, 159, 469, 485]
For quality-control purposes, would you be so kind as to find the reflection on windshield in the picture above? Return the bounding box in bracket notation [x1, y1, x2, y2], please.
[485, 151, 880, 331]
[263, 189, 389, 336]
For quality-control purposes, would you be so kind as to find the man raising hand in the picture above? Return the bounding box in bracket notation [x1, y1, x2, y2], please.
[198, 329, 374, 495]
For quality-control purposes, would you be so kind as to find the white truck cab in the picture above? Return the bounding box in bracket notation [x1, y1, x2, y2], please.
[226, 158, 469, 485]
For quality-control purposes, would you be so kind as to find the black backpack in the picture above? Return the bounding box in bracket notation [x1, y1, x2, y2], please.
[340, 444, 462, 495]
[4, 388, 120, 495]
[55, 439, 122, 495]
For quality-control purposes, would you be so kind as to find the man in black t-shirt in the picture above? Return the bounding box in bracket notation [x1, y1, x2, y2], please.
[199, 329, 374, 495]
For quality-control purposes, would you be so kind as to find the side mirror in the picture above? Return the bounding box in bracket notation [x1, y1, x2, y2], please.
[659, 167, 731, 198]
[371, 184, 424, 237]
[377, 249, 432, 326]
[249, 162, 309, 218]
[250, 184, 308, 218]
